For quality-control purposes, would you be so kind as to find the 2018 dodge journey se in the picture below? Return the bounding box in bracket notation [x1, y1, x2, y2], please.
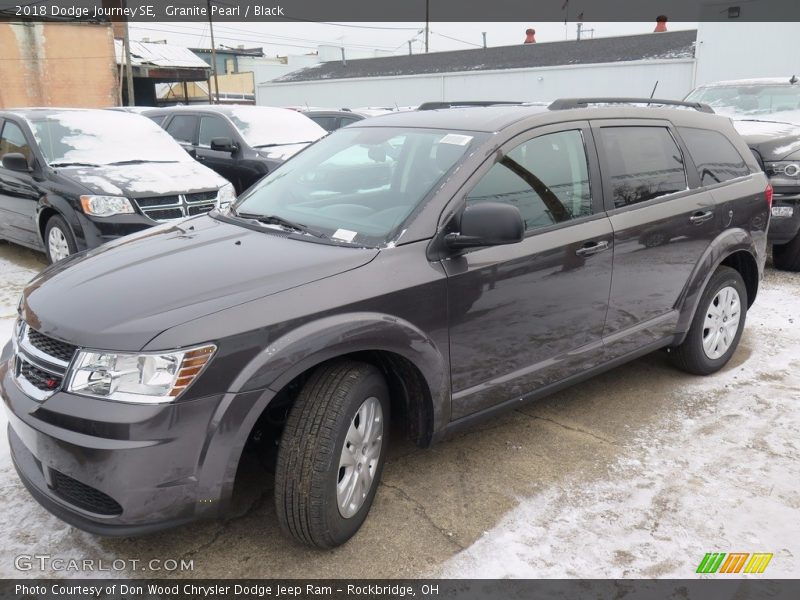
[2, 99, 769, 548]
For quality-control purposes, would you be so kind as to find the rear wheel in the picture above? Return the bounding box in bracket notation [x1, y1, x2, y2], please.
[44, 215, 77, 264]
[671, 266, 747, 375]
[274, 360, 389, 548]
[773, 231, 800, 271]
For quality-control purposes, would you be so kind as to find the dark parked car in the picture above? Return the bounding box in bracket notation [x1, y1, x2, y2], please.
[302, 109, 368, 132]
[0, 108, 234, 263]
[686, 77, 800, 270]
[3, 99, 769, 549]
[145, 105, 326, 194]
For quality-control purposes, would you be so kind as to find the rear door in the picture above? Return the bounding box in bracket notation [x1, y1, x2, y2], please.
[444, 122, 614, 419]
[593, 119, 721, 355]
[0, 118, 42, 247]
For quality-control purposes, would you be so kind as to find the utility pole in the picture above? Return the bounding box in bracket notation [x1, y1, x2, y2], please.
[207, 0, 220, 104]
[424, 0, 429, 52]
[482, 32, 487, 48]
[408, 40, 413, 55]
[122, 0, 135, 106]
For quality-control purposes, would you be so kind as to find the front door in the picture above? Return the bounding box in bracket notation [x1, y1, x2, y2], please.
[444, 123, 614, 419]
[0, 119, 41, 248]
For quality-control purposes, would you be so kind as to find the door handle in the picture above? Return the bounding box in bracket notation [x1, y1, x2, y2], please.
[689, 210, 714, 224]
[575, 240, 610, 257]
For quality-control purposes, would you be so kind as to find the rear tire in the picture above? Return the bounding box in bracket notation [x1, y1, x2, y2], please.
[773, 232, 800, 271]
[44, 215, 77, 264]
[274, 360, 390, 548]
[670, 266, 747, 375]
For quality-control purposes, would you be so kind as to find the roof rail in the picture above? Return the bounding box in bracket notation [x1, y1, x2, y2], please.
[548, 97, 715, 113]
[417, 100, 524, 111]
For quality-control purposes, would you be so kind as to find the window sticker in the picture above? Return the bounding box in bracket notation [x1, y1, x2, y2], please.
[440, 133, 473, 146]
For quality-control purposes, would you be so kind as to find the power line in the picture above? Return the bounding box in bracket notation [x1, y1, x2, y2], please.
[430, 30, 483, 48]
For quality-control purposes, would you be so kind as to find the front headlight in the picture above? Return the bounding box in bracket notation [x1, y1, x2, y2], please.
[765, 161, 800, 178]
[80, 195, 135, 217]
[217, 183, 236, 209]
[66, 344, 215, 403]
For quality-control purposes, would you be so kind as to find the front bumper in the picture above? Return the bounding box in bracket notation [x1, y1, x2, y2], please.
[1, 341, 266, 536]
[75, 213, 155, 252]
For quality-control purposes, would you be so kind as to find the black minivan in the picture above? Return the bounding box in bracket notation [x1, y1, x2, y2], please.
[3, 100, 769, 549]
[0, 108, 234, 263]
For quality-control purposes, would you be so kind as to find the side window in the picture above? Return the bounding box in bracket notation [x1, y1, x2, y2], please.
[147, 115, 166, 127]
[678, 127, 751, 186]
[0, 121, 33, 164]
[199, 116, 234, 147]
[165, 115, 198, 144]
[598, 126, 687, 208]
[466, 129, 593, 232]
[310, 116, 339, 132]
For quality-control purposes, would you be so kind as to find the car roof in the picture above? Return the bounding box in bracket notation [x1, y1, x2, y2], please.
[350, 104, 730, 133]
[696, 77, 799, 88]
[142, 104, 291, 116]
[0, 107, 110, 120]
[304, 109, 366, 118]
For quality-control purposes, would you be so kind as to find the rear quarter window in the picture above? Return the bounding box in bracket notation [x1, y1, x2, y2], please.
[678, 127, 751, 186]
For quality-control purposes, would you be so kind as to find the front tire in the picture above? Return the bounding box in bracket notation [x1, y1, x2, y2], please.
[274, 360, 390, 548]
[670, 266, 747, 375]
[773, 231, 800, 271]
[44, 215, 77, 263]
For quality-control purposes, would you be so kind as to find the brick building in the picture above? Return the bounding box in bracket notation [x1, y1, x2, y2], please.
[0, 20, 118, 109]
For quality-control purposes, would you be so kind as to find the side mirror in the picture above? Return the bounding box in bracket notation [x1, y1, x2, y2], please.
[210, 137, 237, 153]
[2, 153, 31, 172]
[445, 202, 525, 249]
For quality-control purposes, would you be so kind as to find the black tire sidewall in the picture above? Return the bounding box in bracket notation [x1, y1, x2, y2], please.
[319, 370, 390, 545]
[687, 268, 748, 373]
[44, 215, 77, 263]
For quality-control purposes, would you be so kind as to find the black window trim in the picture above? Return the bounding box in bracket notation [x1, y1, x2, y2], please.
[591, 118, 697, 216]
[437, 119, 607, 240]
[673, 126, 755, 193]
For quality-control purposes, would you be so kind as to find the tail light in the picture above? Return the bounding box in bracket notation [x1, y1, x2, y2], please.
[765, 183, 773, 209]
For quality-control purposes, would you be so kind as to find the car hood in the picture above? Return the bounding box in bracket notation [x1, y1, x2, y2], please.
[733, 120, 800, 161]
[58, 160, 230, 197]
[21, 215, 378, 352]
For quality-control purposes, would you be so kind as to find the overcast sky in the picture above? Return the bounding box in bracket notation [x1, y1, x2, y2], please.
[128, 21, 698, 57]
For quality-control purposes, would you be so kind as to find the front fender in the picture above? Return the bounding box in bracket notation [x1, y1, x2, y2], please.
[233, 312, 448, 424]
[673, 227, 760, 344]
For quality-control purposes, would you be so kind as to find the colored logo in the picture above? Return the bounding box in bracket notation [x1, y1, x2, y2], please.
[696, 552, 773, 574]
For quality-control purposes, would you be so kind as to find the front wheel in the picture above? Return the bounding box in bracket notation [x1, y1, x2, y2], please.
[670, 266, 747, 375]
[44, 215, 77, 263]
[274, 360, 389, 548]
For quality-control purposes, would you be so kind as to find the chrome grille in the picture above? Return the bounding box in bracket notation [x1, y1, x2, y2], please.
[134, 191, 218, 222]
[13, 322, 72, 401]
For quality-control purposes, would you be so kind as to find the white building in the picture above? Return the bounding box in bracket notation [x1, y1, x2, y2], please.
[256, 30, 698, 108]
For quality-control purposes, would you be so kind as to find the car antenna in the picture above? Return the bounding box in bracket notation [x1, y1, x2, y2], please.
[649, 80, 659, 99]
[791, 75, 798, 85]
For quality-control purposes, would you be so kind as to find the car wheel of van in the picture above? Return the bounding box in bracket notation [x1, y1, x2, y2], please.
[274, 360, 390, 548]
[773, 234, 800, 272]
[44, 216, 77, 264]
[670, 266, 747, 376]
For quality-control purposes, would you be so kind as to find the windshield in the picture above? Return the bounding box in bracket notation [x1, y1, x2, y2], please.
[687, 83, 800, 124]
[226, 107, 326, 147]
[231, 126, 481, 246]
[31, 110, 192, 166]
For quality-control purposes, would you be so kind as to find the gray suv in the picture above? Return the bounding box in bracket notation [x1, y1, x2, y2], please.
[2, 99, 769, 548]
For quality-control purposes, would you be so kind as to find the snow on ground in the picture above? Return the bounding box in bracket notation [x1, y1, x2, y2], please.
[440, 273, 800, 578]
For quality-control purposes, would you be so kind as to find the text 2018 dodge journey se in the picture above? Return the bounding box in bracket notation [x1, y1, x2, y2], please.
[2, 99, 769, 548]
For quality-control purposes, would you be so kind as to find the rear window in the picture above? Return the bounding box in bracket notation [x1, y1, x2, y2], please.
[678, 127, 751, 186]
[598, 126, 688, 208]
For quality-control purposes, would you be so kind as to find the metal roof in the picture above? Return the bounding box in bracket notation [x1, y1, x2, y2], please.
[274, 29, 697, 83]
[114, 40, 209, 69]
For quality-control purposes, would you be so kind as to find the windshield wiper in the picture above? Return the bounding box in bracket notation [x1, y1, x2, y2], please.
[49, 161, 101, 168]
[235, 211, 328, 239]
[253, 141, 312, 149]
[107, 159, 179, 165]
